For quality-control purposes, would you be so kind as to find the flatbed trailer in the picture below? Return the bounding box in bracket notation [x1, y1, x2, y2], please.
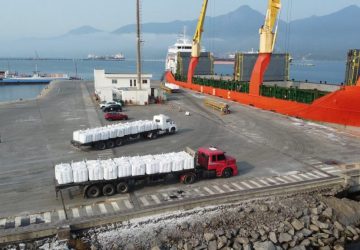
[204, 98, 230, 114]
[71, 114, 177, 150]
[55, 147, 238, 199]
[71, 128, 170, 150]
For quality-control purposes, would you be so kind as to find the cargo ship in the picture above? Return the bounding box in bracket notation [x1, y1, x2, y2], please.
[165, 0, 360, 128]
[85, 53, 125, 61]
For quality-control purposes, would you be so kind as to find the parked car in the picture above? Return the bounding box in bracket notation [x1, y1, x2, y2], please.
[103, 104, 122, 112]
[104, 112, 128, 121]
[100, 101, 122, 109]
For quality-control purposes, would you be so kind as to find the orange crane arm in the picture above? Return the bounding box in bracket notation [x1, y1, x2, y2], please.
[249, 0, 281, 96]
[187, 0, 209, 83]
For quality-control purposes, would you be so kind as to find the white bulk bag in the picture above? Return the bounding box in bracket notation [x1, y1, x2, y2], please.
[87, 160, 104, 181]
[178, 151, 195, 170]
[144, 158, 160, 175]
[109, 127, 117, 138]
[55, 163, 73, 184]
[171, 154, 185, 172]
[114, 157, 132, 178]
[116, 127, 125, 137]
[93, 129, 102, 141]
[130, 157, 146, 176]
[155, 154, 173, 173]
[73, 130, 80, 142]
[130, 123, 139, 134]
[102, 159, 118, 180]
[100, 129, 110, 140]
[71, 161, 88, 183]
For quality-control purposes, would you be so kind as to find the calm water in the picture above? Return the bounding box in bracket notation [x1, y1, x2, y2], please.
[0, 59, 346, 102]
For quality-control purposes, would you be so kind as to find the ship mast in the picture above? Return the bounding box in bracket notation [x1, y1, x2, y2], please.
[136, 0, 142, 90]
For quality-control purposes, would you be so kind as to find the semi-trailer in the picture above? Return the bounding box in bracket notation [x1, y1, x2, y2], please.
[71, 114, 177, 150]
[55, 146, 238, 198]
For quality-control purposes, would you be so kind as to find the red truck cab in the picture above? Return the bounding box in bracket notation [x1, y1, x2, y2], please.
[197, 147, 238, 178]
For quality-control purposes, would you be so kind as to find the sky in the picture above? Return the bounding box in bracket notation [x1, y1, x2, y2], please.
[0, 0, 359, 38]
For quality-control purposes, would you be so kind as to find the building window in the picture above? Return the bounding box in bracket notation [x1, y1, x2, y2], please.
[142, 79, 148, 84]
[134, 80, 136, 87]
[112, 79, 117, 84]
[130, 79, 132, 87]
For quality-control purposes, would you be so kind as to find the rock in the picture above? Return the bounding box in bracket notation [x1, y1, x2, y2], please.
[245, 207, 254, 213]
[322, 237, 335, 245]
[194, 245, 207, 250]
[333, 245, 344, 250]
[261, 235, 268, 241]
[300, 216, 310, 228]
[289, 247, 306, 250]
[334, 228, 340, 239]
[334, 221, 344, 231]
[191, 239, 200, 247]
[217, 238, 227, 249]
[353, 235, 359, 241]
[243, 243, 252, 250]
[291, 219, 304, 231]
[302, 208, 309, 215]
[183, 231, 192, 238]
[125, 244, 136, 250]
[310, 207, 319, 215]
[319, 246, 330, 250]
[253, 241, 275, 250]
[294, 211, 303, 219]
[250, 231, 260, 241]
[204, 233, 216, 242]
[289, 240, 297, 248]
[151, 247, 161, 250]
[309, 224, 320, 232]
[295, 232, 304, 241]
[269, 232, 277, 244]
[316, 221, 329, 229]
[181, 222, 189, 230]
[207, 240, 217, 250]
[215, 229, 225, 237]
[259, 205, 269, 212]
[281, 243, 289, 250]
[183, 243, 192, 250]
[322, 208, 333, 218]
[279, 233, 292, 243]
[300, 239, 310, 247]
[259, 228, 266, 236]
[346, 226, 358, 236]
[232, 241, 242, 250]
[235, 237, 249, 245]
[288, 228, 295, 236]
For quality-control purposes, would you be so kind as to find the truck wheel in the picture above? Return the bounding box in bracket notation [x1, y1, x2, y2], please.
[115, 138, 123, 146]
[181, 173, 196, 184]
[170, 127, 176, 134]
[94, 141, 106, 150]
[222, 168, 233, 178]
[116, 182, 129, 194]
[86, 185, 101, 198]
[150, 132, 158, 139]
[103, 184, 115, 196]
[106, 140, 115, 149]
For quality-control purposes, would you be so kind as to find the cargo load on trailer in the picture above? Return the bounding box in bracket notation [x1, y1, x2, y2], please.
[71, 114, 177, 150]
[204, 98, 230, 114]
[55, 146, 238, 198]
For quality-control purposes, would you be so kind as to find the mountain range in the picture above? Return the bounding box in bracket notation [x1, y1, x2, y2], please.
[1, 5, 359, 59]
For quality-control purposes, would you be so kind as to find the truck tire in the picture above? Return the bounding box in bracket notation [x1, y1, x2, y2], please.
[94, 141, 106, 150]
[106, 140, 115, 149]
[222, 168, 233, 178]
[102, 184, 115, 196]
[86, 185, 101, 198]
[150, 132, 158, 139]
[181, 173, 196, 184]
[116, 182, 129, 194]
[170, 127, 176, 134]
[115, 138, 123, 146]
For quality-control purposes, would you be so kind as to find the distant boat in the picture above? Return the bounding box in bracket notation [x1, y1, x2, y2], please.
[85, 53, 125, 61]
[0, 70, 69, 84]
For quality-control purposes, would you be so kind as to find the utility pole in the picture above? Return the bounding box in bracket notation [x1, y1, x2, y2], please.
[136, 0, 142, 90]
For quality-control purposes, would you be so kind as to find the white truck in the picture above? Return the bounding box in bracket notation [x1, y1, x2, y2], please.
[71, 114, 177, 150]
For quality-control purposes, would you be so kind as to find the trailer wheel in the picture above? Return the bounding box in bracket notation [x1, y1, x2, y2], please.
[106, 140, 115, 149]
[102, 184, 115, 196]
[94, 141, 106, 150]
[86, 185, 101, 198]
[222, 168, 233, 178]
[149, 132, 158, 139]
[116, 182, 129, 194]
[115, 138, 123, 146]
[181, 173, 196, 184]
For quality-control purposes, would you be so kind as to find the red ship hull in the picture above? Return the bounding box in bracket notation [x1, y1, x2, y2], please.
[166, 72, 360, 127]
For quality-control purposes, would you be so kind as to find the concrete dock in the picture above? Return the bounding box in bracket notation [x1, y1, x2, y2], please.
[0, 80, 360, 232]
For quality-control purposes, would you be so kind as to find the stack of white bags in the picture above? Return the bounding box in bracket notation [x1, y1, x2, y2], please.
[73, 120, 159, 144]
[55, 151, 195, 185]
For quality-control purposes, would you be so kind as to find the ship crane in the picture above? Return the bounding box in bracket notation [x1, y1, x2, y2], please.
[187, 0, 209, 83]
[249, 0, 281, 95]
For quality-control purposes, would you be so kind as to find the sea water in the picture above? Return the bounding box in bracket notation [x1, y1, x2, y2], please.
[0, 59, 347, 103]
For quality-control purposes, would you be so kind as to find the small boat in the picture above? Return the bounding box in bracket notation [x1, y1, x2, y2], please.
[0, 70, 69, 84]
